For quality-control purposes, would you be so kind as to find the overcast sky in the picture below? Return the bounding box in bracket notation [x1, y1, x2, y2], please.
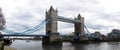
[0, 0, 120, 35]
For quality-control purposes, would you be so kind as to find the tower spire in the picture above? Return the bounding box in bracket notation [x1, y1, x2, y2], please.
[0, 8, 3, 17]
[0, 8, 5, 30]
[77, 14, 81, 19]
[49, 6, 54, 12]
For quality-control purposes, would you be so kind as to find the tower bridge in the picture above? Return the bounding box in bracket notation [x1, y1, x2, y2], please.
[45, 6, 84, 35]
[45, 6, 84, 43]
[0, 6, 91, 45]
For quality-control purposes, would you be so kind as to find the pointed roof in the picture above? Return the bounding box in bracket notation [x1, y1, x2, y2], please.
[49, 6, 55, 11]
[0, 8, 1, 13]
[77, 14, 81, 19]
[0, 8, 3, 17]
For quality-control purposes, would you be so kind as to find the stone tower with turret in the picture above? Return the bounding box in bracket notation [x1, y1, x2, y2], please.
[42, 6, 62, 45]
[45, 6, 58, 35]
[0, 8, 5, 30]
[74, 14, 84, 39]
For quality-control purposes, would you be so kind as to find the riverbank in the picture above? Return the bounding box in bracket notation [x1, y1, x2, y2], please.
[0, 41, 4, 50]
[8, 40, 120, 50]
[4, 46, 16, 50]
[0, 41, 16, 50]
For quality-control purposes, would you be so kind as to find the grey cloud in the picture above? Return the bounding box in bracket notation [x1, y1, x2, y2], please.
[13, 23, 30, 29]
[76, 0, 99, 4]
[104, 12, 120, 22]
[12, 7, 33, 20]
[2, 0, 119, 34]
[8, 23, 31, 31]
[16, 13, 33, 20]
[87, 24, 112, 30]
[57, 3, 104, 18]
[95, 12, 120, 24]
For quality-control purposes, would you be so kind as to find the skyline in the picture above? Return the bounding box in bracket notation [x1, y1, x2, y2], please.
[0, 0, 120, 35]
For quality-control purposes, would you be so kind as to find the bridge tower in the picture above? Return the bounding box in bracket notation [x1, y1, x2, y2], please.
[46, 6, 58, 35]
[0, 8, 5, 30]
[42, 6, 62, 45]
[0, 8, 5, 38]
[74, 14, 84, 40]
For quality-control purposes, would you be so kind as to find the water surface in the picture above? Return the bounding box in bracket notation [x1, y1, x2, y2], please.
[8, 40, 120, 50]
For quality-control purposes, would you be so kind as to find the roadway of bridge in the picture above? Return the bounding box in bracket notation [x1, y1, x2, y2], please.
[0, 34, 48, 37]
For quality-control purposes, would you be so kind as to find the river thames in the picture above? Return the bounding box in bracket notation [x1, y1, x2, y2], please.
[5, 40, 120, 50]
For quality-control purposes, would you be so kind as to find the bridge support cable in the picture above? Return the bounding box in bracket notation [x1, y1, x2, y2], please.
[22, 19, 50, 34]
[2, 18, 50, 35]
[2, 29, 17, 34]
[21, 19, 46, 33]
[84, 24, 91, 34]
[84, 24, 95, 38]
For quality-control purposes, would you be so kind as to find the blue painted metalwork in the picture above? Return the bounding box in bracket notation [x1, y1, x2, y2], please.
[21, 18, 49, 34]
[1, 16, 93, 38]
[84, 24, 90, 34]
[1, 34, 48, 37]
[58, 16, 80, 23]
[2, 18, 50, 35]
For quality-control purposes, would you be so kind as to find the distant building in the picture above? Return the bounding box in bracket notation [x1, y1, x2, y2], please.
[88, 31, 103, 40]
[107, 29, 120, 40]
[101, 35, 107, 40]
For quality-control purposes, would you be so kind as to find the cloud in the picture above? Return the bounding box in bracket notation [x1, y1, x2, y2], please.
[0, 0, 120, 35]
[13, 11, 33, 20]
[104, 12, 120, 22]
[87, 24, 112, 30]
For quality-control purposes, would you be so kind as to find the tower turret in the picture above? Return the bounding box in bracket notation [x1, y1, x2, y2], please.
[43, 6, 62, 45]
[46, 6, 58, 35]
[0, 8, 5, 30]
[77, 14, 81, 20]
[74, 14, 84, 40]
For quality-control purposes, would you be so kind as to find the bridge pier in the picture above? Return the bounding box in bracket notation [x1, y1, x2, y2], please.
[42, 33, 62, 45]
[42, 6, 62, 45]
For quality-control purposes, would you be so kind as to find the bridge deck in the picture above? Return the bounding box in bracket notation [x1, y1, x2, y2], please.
[58, 16, 80, 23]
[0, 34, 48, 37]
